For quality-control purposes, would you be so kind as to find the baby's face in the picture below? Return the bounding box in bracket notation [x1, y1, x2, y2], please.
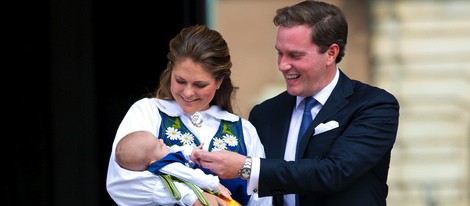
[154, 138, 170, 160]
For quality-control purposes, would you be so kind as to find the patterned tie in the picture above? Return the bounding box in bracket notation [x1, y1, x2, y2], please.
[296, 97, 316, 157]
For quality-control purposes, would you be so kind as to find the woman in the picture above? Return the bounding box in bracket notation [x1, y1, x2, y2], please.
[106, 25, 271, 206]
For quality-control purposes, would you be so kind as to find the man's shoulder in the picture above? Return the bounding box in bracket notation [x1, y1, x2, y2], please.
[346, 79, 399, 107]
[339, 70, 394, 97]
[249, 91, 294, 118]
[351, 80, 397, 99]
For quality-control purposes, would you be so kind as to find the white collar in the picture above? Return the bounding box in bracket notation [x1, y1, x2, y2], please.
[155, 98, 239, 122]
[296, 67, 340, 109]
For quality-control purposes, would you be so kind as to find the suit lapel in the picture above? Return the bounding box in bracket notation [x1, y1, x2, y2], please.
[297, 71, 353, 157]
[269, 93, 296, 159]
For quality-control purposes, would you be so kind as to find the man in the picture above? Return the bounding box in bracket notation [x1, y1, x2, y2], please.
[193, 1, 400, 206]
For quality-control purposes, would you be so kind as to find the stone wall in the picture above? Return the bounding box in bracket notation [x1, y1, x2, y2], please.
[372, 1, 470, 205]
[215, 0, 470, 205]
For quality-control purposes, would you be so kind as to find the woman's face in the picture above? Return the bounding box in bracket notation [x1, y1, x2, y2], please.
[170, 58, 222, 114]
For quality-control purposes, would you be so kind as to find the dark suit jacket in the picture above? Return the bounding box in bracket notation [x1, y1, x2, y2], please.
[249, 70, 399, 206]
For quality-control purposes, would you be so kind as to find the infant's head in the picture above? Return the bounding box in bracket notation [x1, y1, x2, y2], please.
[115, 130, 170, 171]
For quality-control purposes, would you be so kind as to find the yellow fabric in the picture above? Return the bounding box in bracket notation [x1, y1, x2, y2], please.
[220, 195, 242, 206]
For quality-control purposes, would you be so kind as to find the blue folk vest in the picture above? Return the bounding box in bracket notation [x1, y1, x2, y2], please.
[158, 111, 250, 205]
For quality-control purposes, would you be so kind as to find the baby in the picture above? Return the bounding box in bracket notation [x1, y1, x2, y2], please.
[115, 130, 239, 206]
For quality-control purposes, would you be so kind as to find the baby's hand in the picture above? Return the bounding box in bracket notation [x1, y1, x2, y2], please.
[217, 184, 242, 206]
[197, 143, 204, 149]
[217, 184, 232, 200]
[190, 143, 204, 164]
[218, 184, 242, 206]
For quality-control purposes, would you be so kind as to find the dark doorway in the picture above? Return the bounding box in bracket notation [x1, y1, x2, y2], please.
[7, 1, 206, 205]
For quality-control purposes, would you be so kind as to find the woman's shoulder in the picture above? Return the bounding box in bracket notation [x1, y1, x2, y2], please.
[131, 98, 181, 112]
[130, 97, 158, 108]
[240, 116, 256, 128]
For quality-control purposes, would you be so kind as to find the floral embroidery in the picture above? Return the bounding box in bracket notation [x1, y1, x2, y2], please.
[163, 127, 196, 146]
[223, 134, 238, 147]
[180, 132, 195, 146]
[165, 127, 181, 140]
[207, 121, 245, 153]
[212, 138, 227, 151]
[158, 110, 247, 155]
[163, 126, 239, 150]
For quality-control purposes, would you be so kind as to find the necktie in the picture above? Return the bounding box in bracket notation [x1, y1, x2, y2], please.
[295, 97, 317, 206]
[296, 97, 316, 155]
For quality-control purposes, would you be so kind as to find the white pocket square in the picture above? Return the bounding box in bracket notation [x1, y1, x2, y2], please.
[314, 120, 339, 135]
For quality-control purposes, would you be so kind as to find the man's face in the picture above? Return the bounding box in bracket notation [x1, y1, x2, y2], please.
[275, 25, 337, 97]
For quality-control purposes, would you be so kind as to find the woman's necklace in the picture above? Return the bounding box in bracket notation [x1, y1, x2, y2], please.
[190, 112, 203, 128]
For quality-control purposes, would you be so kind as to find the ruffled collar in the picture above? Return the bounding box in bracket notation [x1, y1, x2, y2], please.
[154, 98, 239, 122]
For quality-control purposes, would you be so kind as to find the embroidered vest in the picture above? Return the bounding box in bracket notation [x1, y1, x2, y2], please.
[158, 111, 250, 205]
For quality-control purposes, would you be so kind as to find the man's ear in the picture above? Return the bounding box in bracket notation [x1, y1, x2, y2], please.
[326, 43, 339, 65]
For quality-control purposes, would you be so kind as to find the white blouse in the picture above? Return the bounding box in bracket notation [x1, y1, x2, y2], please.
[106, 98, 271, 205]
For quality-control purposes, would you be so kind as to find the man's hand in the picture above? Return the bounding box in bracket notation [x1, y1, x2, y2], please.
[192, 150, 246, 179]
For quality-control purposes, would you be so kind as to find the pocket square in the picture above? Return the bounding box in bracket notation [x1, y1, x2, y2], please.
[314, 120, 339, 135]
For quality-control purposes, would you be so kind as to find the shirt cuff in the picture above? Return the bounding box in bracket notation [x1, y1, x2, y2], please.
[246, 157, 260, 195]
